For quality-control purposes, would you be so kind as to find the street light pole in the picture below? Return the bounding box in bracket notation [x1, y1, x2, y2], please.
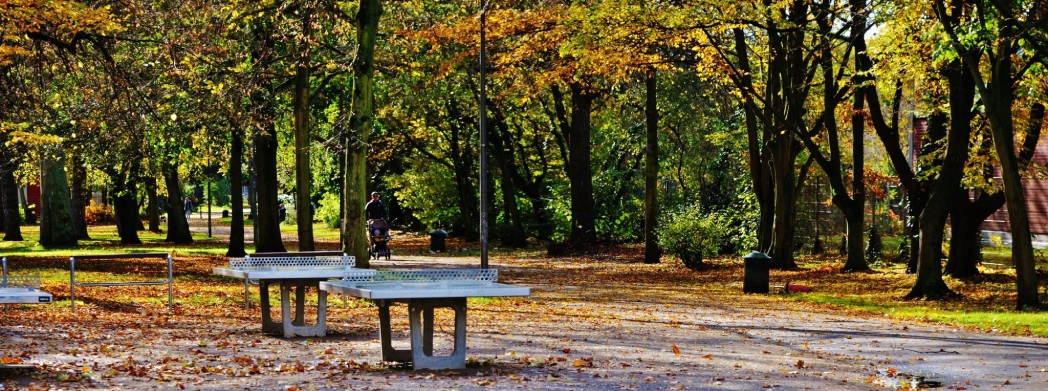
[478, 3, 489, 269]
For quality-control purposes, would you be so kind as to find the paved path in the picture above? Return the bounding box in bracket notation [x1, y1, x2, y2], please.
[368, 255, 1048, 390]
[147, 219, 1048, 389]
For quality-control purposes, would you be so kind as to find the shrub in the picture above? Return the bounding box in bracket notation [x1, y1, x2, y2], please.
[315, 193, 342, 228]
[85, 200, 115, 225]
[658, 205, 724, 270]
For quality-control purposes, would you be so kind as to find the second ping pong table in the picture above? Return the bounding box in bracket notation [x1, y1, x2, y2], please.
[320, 268, 530, 370]
[213, 251, 373, 338]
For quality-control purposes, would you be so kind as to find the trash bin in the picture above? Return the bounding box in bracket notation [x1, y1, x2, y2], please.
[222, 210, 229, 218]
[743, 251, 771, 293]
[430, 228, 448, 252]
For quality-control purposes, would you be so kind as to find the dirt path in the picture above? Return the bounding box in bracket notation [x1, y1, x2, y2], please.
[2, 242, 1046, 390]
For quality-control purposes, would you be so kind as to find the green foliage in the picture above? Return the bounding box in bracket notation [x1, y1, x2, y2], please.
[658, 205, 722, 270]
[315, 192, 341, 229]
[209, 177, 231, 207]
[385, 159, 460, 230]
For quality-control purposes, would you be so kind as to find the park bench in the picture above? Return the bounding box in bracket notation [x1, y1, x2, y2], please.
[1, 257, 53, 305]
[319, 268, 530, 370]
[69, 253, 173, 311]
[213, 251, 372, 338]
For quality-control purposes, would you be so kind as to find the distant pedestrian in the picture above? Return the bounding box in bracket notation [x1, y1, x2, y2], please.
[278, 203, 287, 222]
[365, 192, 387, 222]
[184, 197, 193, 220]
[429, 226, 448, 253]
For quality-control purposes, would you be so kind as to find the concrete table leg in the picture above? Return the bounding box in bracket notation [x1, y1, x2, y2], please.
[408, 298, 467, 370]
[259, 280, 281, 334]
[279, 280, 327, 338]
[378, 300, 412, 362]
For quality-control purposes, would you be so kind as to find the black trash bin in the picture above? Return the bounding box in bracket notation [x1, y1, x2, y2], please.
[222, 210, 229, 218]
[429, 228, 448, 252]
[743, 251, 771, 293]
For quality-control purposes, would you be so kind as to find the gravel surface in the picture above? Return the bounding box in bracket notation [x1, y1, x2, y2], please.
[2, 220, 1045, 390]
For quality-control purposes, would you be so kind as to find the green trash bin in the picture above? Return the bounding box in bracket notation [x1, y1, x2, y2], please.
[743, 251, 771, 293]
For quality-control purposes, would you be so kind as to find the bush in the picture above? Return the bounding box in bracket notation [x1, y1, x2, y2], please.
[658, 205, 725, 270]
[85, 200, 115, 225]
[315, 193, 341, 228]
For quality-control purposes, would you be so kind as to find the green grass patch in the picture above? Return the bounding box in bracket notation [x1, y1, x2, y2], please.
[795, 292, 1047, 335]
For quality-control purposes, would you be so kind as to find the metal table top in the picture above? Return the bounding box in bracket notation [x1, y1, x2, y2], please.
[320, 279, 530, 300]
[212, 267, 376, 280]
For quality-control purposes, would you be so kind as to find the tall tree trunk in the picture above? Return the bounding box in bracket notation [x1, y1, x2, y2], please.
[487, 104, 527, 247]
[342, 0, 383, 268]
[145, 177, 160, 233]
[162, 161, 193, 244]
[101, 159, 142, 245]
[945, 192, 983, 277]
[905, 56, 973, 300]
[733, 28, 773, 253]
[769, 134, 799, 270]
[0, 168, 22, 241]
[70, 154, 90, 239]
[644, 67, 661, 264]
[255, 123, 285, 253]
[567, 83, 597, 243]
[840, 3, 868, 271]
[983, 64, 1038, 309]
[294, 13, 314, 251]
[38, 147, 76, 248]
[226, 126, 246, 257]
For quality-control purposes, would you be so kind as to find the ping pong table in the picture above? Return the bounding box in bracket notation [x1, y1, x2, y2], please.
[320, 268, 530, 369]
[213, 251, 373, 338]
[1, 257, 52, 305]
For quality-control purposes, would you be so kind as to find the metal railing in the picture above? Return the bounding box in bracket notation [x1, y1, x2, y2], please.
[70, 253, 174, 311]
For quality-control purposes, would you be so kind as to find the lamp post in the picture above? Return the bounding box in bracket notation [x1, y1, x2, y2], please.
[207, 139, 213, 238]
[478, 2, 489, 269]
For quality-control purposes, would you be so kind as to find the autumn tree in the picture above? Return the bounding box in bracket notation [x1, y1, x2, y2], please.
[933, 0, 1046, 309]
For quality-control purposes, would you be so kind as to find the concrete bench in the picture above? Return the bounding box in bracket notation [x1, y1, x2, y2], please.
[213, 251, 370, 338]
[320, 268, 530, 369]
[1, 257, 53, 305]
[69, 253, 173, 311]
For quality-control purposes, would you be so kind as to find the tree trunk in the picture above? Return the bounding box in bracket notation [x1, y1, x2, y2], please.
[644, 67, 661, 264]
[840, 6, 869, 271]
[905, 113, 962, 300]
[101, 159, 143, 245]
[487, 104, 527, 248]
[0, 168, 22, 241]
[945, 192, 982, 278]
[342, 0, 383, 268]
[769, 133, 799, 270]
[293, 14, 315, 252]
[567, 83, 597, 243]
[905, 56, 973, 300]
[226, 126, 247, 257]
[38, 147, 77, 248]
[162, 161, 193, 244]
[145, 177, 161, 233]
[70, 154, 90, 239]
[255, 124, 285, 253]
[984, 68, 1039, 309]
[18, 187, 35, 225]
[733, 28, 773, 253]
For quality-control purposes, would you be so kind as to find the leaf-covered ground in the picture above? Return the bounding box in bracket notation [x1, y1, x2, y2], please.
[2, 232, 1047, 390]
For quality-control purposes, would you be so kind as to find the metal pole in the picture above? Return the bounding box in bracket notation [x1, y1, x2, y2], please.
[207, 139, 213, 237]
[478, 5, 489, 269]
